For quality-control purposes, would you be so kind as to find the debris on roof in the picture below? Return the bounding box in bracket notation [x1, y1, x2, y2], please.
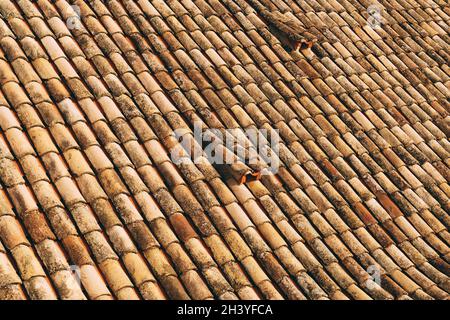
[246, 0, 318, 51]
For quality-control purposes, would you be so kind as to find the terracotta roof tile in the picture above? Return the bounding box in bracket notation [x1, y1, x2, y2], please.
[0, 0, 448, 300]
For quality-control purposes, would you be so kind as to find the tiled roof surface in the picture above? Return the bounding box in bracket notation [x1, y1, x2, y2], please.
[0, 0, 449, 300]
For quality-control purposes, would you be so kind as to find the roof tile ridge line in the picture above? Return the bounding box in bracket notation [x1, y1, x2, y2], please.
[5, 0, 166, 300]
[213, 1, 370, 172]
[52, 0, 255, 300]
[188, 3, 340, 151]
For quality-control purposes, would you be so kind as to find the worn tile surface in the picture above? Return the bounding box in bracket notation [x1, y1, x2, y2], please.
[0, 0, 449, 300]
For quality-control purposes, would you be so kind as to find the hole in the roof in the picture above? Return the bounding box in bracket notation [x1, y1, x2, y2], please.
[240, 171, 262, 184]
